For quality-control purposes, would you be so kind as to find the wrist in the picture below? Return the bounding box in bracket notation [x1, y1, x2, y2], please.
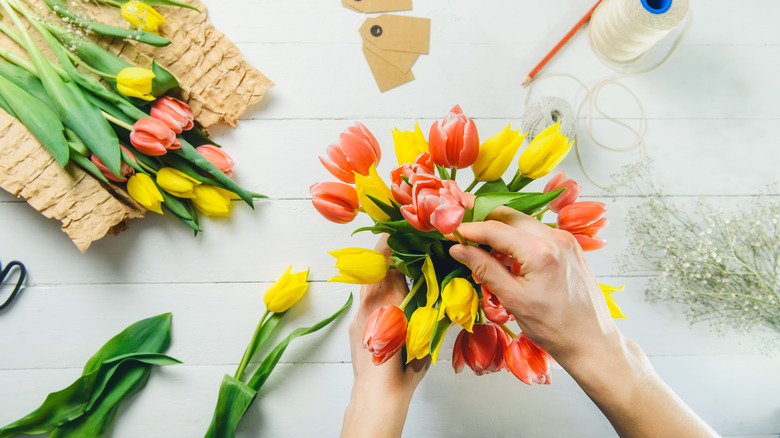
[342, 383, 412, 438]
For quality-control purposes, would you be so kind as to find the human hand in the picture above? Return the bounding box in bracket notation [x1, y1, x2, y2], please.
[341, 235, 430, 438]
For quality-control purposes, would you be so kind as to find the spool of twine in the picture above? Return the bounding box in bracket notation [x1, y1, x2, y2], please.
[522, 96, 577, 142]
[589, 0, 689, 64]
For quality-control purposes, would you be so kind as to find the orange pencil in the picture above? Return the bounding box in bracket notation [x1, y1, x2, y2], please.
[522, 0, 603, 85]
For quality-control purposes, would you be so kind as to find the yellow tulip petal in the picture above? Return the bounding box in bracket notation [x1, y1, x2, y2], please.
[393, 122, 429, 165]
[599, 283, 627, 319]
[354, 165, 394, 222]
[405, 306, 438, 363]
[472, 124, 527, 182]
[327, 247, 389, 284]
[116, 67, 156, 101]
[422, 256, 439, 307]
[264, 266, 310, 313]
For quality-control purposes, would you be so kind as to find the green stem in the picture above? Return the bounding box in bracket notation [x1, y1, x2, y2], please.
[450, 167, 458, 181]
[399, 280, 424, 311]
[453, 229, 466, 245]
[102, 110, 134, 131]
[464, 178, 479, 193]
[499, 323, 517, 338]
[65, 50, 117, 79]
[234, 310, 271, 380]
[94, 0, 123, 6]
[507, 170, 534, 192]
[532, 206, 550, 218]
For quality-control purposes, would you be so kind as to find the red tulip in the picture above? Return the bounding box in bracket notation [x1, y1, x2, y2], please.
[90, 145, 136, 183]
[452, 323, 510, 376]
[557, 201, 608, 251]
[504, 333, 552, 385]
[150, 96, 194, 134]
[390, 152, 434, 205]
[310, 182, 360, 224]
[544, 171, 582, 213]
[129, 117, 181, 156]
[428, 105, 479, 169]
[197, 144, 235, 176]
[400, 173, 468, 235]
[320, 122, 381, 183]
[481, 284, 515, 325]
[362, 305, 408, 365]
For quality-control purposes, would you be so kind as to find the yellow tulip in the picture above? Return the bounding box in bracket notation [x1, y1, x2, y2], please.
[405, 306, 438, 363]
[421, 256, 439, 307]
[354, 165, 394, 222]
[392, 122, 429, 165]
[472, 124, 527, 182]
[599, 283, 627, 319]
[191, 185, 232, 217]
[327, 247, 389, 284]
[121, 1, 167, 35]
[116, 67, 156, 101]
[517, 122, 572, 179]
[264, 266, 310, 313]
[156, 167, 200, 198]
[439, 278, 478, 332]
[127, 173, 163, 214]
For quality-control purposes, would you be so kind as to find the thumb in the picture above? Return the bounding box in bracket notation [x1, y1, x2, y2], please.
[449, 244, 518, 292]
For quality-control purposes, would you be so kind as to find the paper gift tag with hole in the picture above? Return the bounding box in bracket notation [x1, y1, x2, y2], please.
[362, 45, 415, 92]
[359, 14, 430, 92]
[342, 0, 412, 13]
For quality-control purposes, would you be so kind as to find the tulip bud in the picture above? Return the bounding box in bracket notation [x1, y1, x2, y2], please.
[191, 185, 233, 217]
[127, 173, 163, 214]
[399, 174, 468, 235]
[196, 145, 234, 176]
[263, 266, 309, 313]
[517, 122, 572, 179]
[116, 67, 156, 101]
[440, 278, 478, 332]
[392, 122, 429, 165]
[362, 305, 407, 365]
[130, 117, 181, 156]
[428, 105, 479, 169]
[156, 167, 200, 198]
[504, 333, 552, 385]
[121, 0, 166, 35]
[354, 165, 395, 222]
[544, 171, 582, 213]
[151, 96, 195, 134]
[327, 248, 389, 284]
[405, 306, 438, 363]
[452, 323, 510, 375]
[472, 124, 526, 182]
[557, 201, 608, 251]
[319, 122, 381, 183]
[91, 146, 136, 182]
[599, 283, 627, 319]
[310, 182, 359, 224]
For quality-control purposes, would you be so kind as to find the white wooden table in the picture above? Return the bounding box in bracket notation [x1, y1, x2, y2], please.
[2, 0, 779, 436]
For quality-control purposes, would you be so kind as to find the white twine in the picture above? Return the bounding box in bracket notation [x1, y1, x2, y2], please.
[522, 0, 691, 190]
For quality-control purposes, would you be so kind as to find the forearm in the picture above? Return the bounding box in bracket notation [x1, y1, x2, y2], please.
[341, 383, 413, 438]
[564, 335, 718, 438]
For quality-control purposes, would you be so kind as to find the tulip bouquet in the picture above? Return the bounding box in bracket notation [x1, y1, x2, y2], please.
[0, 0, 260, 232]
[312, 105, 625, 384]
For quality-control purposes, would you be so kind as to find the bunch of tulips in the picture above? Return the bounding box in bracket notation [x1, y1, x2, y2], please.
[312, 105, 626, 384]
[0, 0, 260, 232]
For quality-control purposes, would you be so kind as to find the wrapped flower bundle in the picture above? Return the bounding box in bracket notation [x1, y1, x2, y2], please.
[0, 0, 261, 233]
[313, 105, 625, 384]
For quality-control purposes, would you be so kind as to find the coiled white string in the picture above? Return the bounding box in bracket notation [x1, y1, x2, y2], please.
[522, 0, 691, 190]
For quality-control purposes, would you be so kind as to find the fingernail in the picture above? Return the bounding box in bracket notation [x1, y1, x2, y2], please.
[449, 245, 467, 264]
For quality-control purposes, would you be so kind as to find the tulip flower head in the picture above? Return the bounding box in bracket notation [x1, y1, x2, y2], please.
[121, 0, 166, 34]
[481, 284, 515, 325]
[557, 201, 608, 251]
[130, 117, 181, 156]
[392, 122, 429, 165]
[320, 122, 381, 183]
[504, 333, 552, 385]
[406, 306, 438, 363]
[363, 305, 407, 365]
[517, 122, 572, 179]
[452, 323, 510, 375]
[428, 105, 479, 169]
[156, 167, 200, 198]
[310, 182, 360, 224]
[127, 173, 163, 214]
[327, 248, 389, 284]
[197, 145, 235, 177]
[91, 146, 136, 182]
[544, 171, 582, 213]
[390, 152, 434, 206]
[400, 173, 468, 235]
[151, 96, 194, 134]
[116, 67, 156, 101]
[191, 185, 233, 217]
[440, 278, 478, 332]
[263, 266, 309, 313]
[354, 165, 395, 222]
[599, 283, 627, 319]
[472, 125, 527, 182]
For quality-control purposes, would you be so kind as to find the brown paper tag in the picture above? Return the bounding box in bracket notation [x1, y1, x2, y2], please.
[342, 0, 413, 13]
[362, 44, 415, 92]
[359, 14, 430, 54]
[363, 38, 419, 73]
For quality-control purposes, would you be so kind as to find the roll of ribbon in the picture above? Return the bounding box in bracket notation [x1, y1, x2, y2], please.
[589, 0, 689, 63]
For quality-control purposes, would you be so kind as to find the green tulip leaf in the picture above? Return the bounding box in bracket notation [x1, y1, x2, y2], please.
[474, 179, 509, 195]
[366, 195, 403, 221]
[144, 0, 201, 12]
[181, 125, 221, 148]
[83, 313, 172, 373]
[69, 150, 110, 184]
[204, 375, 257, 438]
[151, 61, 179, 97]
[429, 316, 452, 359]
[472, 190, 563, 222]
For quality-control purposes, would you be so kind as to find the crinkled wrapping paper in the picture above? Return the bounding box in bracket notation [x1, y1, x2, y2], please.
[0, 0, 273, 252]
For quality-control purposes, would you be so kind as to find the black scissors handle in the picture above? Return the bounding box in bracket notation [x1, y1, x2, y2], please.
[0, 260, 26, 312]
